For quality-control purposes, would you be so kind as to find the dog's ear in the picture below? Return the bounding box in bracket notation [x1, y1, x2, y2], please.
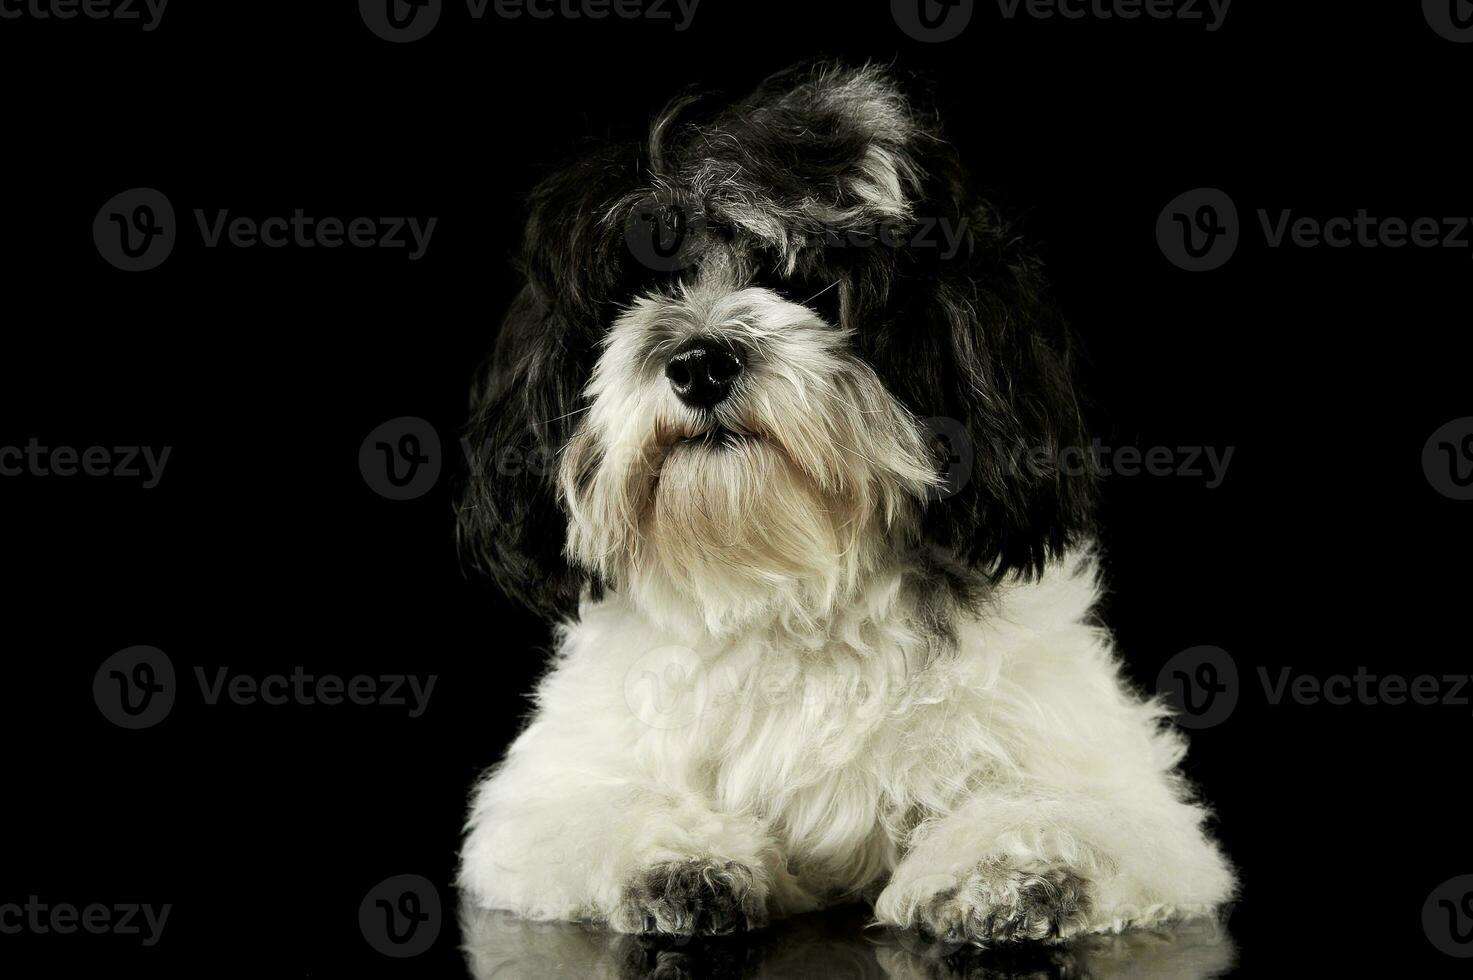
[909, 252, 1097, 582]
[456, 138, 659, 614]
[519, 142, 647, 326]
[455, 285, 598, 617]
[848, 131, 1097, 582]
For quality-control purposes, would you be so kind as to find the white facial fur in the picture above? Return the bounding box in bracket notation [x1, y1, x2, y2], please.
[558, 272, 936, 637]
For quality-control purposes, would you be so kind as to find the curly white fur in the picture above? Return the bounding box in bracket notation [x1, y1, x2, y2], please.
[459, 546, 1235, 937]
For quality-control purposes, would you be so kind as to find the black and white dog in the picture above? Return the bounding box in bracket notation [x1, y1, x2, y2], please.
[455, 63, 1234, 945]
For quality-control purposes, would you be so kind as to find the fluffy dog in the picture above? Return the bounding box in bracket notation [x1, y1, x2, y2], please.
[455, 62, 1235, 945]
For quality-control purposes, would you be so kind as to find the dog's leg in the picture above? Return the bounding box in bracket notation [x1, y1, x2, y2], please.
[873, 776, 1236, 946]
[870, 555, 1236, 945]
[457, 729, 811, 935]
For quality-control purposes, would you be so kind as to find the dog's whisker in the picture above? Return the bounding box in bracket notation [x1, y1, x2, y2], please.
[533, 405, 593, 426]
[801, 280, 843, 307]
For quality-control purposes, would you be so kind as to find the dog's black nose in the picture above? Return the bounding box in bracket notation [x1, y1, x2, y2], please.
[665, 339, 743, 409]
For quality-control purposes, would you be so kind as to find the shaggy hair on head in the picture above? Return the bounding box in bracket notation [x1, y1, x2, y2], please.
[455, 62, 1235, 949]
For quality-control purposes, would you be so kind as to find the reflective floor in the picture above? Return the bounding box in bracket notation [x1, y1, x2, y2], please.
[461, 902, 1237, 979]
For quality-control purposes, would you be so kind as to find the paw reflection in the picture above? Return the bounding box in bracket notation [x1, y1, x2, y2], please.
[461, 901, 1236, 980]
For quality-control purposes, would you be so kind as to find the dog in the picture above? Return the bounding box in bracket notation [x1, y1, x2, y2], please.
[454, 62, 1235, 946]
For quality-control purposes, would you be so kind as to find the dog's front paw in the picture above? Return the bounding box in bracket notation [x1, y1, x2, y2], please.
[915, 860, 1091, 946]
[612, 859, 768, 937]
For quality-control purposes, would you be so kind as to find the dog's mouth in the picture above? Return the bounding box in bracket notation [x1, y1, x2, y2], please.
[652, 413, 766, 455]
[674, 425, 757, 450]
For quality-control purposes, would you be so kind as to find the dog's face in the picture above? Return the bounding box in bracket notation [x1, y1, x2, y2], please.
[458, 64, 1095, 634]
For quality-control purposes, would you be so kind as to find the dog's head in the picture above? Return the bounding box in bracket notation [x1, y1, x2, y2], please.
[458, 63, 1094, 634]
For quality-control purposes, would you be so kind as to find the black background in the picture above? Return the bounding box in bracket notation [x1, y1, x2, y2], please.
[2, 1, 1470, 976]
